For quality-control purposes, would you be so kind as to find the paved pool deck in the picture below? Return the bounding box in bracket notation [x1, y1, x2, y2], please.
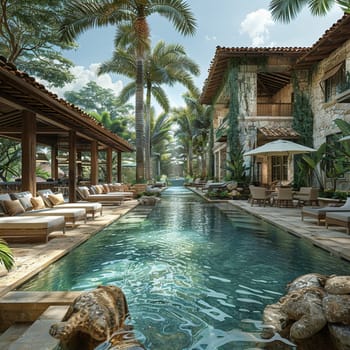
[1, 190, 350, 299]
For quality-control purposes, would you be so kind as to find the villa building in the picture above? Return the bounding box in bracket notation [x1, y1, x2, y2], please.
[200, 14, 350, 187]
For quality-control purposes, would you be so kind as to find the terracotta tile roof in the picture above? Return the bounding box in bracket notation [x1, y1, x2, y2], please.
[200, 14, 350, 105]
[0, 56, 133, 152]
[200, 47, 308, 105]
[296, 14, 350, 68]
[258, 127, 299, 139]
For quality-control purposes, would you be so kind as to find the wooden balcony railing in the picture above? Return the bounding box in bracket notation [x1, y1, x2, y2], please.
[257, 103, 292, 116]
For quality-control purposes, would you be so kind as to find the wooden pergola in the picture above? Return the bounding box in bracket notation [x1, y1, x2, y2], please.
[0, 57, 133, 202]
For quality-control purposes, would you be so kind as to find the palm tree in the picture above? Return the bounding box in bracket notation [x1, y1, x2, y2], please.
[269, 0, 350, 22]
[173, 106, 196, 176]
[59, 0, 196, 183]
[150, 109, 173, 177]
[99, 40, 199, 180]
[182, 91, 212, 178]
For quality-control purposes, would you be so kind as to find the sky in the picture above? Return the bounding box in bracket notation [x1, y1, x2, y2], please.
[50, 0, 344, 113]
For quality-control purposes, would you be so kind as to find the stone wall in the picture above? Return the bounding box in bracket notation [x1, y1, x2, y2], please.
[309, 40, 350, 148]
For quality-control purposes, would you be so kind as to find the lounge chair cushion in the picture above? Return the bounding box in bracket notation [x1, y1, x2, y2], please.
[31, 196, 46, 210]
[326, 212, 350, 223]
[2, 199, 25, 216]
[0, 216, 64, 229]
[48, 193, 65, 206]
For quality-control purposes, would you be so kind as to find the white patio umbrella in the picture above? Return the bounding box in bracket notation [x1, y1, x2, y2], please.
[339, 135, 350, 142]
[244, 139, 316, 156]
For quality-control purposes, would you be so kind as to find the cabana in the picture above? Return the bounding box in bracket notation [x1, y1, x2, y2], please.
[0, 57, 133, 202]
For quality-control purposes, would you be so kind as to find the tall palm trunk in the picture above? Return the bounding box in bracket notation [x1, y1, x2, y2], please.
[135, 57, 145, 182]
[188, 140, 193, 176]
[144, 81, 152, 181]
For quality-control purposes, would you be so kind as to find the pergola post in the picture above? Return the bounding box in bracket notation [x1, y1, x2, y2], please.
[106, 148, 113, 183]
[51, 145, 58, 180]
[91, 140, 98, 185]
[117, 151, 122, 183]
[68, 130, 77, 202]
[21, 110, 37, 195]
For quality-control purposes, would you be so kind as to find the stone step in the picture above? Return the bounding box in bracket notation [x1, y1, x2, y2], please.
[7, 305, 69, 350]
[0, 291, 80, 333]
[0, 323, 31, 349]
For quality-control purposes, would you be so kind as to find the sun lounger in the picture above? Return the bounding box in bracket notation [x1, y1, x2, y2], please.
[301, 197, 350, 225]
[4, 192, 87, 227]
[0, 215, 65, 243]
[325, 212, 350, 234]
[37, 189, 103, 219]
[92, 184, 134, 199]
[77, 186, 124, 205]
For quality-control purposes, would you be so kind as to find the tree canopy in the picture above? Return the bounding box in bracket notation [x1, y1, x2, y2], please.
[0, 0, 75, 87]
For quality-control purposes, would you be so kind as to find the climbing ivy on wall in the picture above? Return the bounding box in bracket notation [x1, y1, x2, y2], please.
[292, 74, 314, 148]
[225, 59, 246, 182]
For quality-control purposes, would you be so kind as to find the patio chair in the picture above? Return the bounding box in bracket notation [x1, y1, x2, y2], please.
[301, 197, 350, 225]
[293, 187, 319, 206]
[249, 185, 271, 207]
[274, 187, 294, 208]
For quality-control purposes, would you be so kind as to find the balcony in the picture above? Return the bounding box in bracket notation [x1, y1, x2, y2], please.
[257, 103, 292, 117]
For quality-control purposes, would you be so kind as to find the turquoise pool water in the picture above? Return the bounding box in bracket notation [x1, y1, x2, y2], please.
[20, 187, 350, 349]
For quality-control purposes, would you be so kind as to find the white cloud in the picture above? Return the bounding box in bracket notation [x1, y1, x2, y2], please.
[240, 9, 274, 47]
[46, 63, 123, 98]
[205, 35, 217, 41]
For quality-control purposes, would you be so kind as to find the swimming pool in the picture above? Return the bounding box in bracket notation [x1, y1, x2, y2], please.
[20, 187, 350, 349]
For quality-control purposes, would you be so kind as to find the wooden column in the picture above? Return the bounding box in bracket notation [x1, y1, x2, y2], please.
[51, 145, 58, 180]
[106, 148, 113, 183]
[117, 151, 122, 183]
[90, 141, 98, 185]
[21, 110, 37, 195]
[68, 130, 77, 202]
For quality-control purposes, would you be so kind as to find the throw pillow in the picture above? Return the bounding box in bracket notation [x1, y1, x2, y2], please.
[48, 193, 65, 206]
[79, 187, 90, 199]
[31, 196, 46, 210]
[19, 196, 33, 211]
[3, 199, 25, 216]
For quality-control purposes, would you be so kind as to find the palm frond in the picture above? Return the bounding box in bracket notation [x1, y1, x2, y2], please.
[150, 0, 197, 36]
[0, 239, 14, 271]
[269, 0, 309, 23]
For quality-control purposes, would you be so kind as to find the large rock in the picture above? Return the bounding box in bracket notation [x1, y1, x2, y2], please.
[323, 294, 350, 324]
[262, 273, 350, 350]
[286, 273, 328, 293]
[280, 287, 327, 340]
[50, 285, 141, 350]
[325, 276, 350, 295]
[328, 324, 350, 350]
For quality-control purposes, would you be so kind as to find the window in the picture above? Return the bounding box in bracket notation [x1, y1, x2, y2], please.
[271, 156, 288, 181]
[324, 62, 346, 102]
